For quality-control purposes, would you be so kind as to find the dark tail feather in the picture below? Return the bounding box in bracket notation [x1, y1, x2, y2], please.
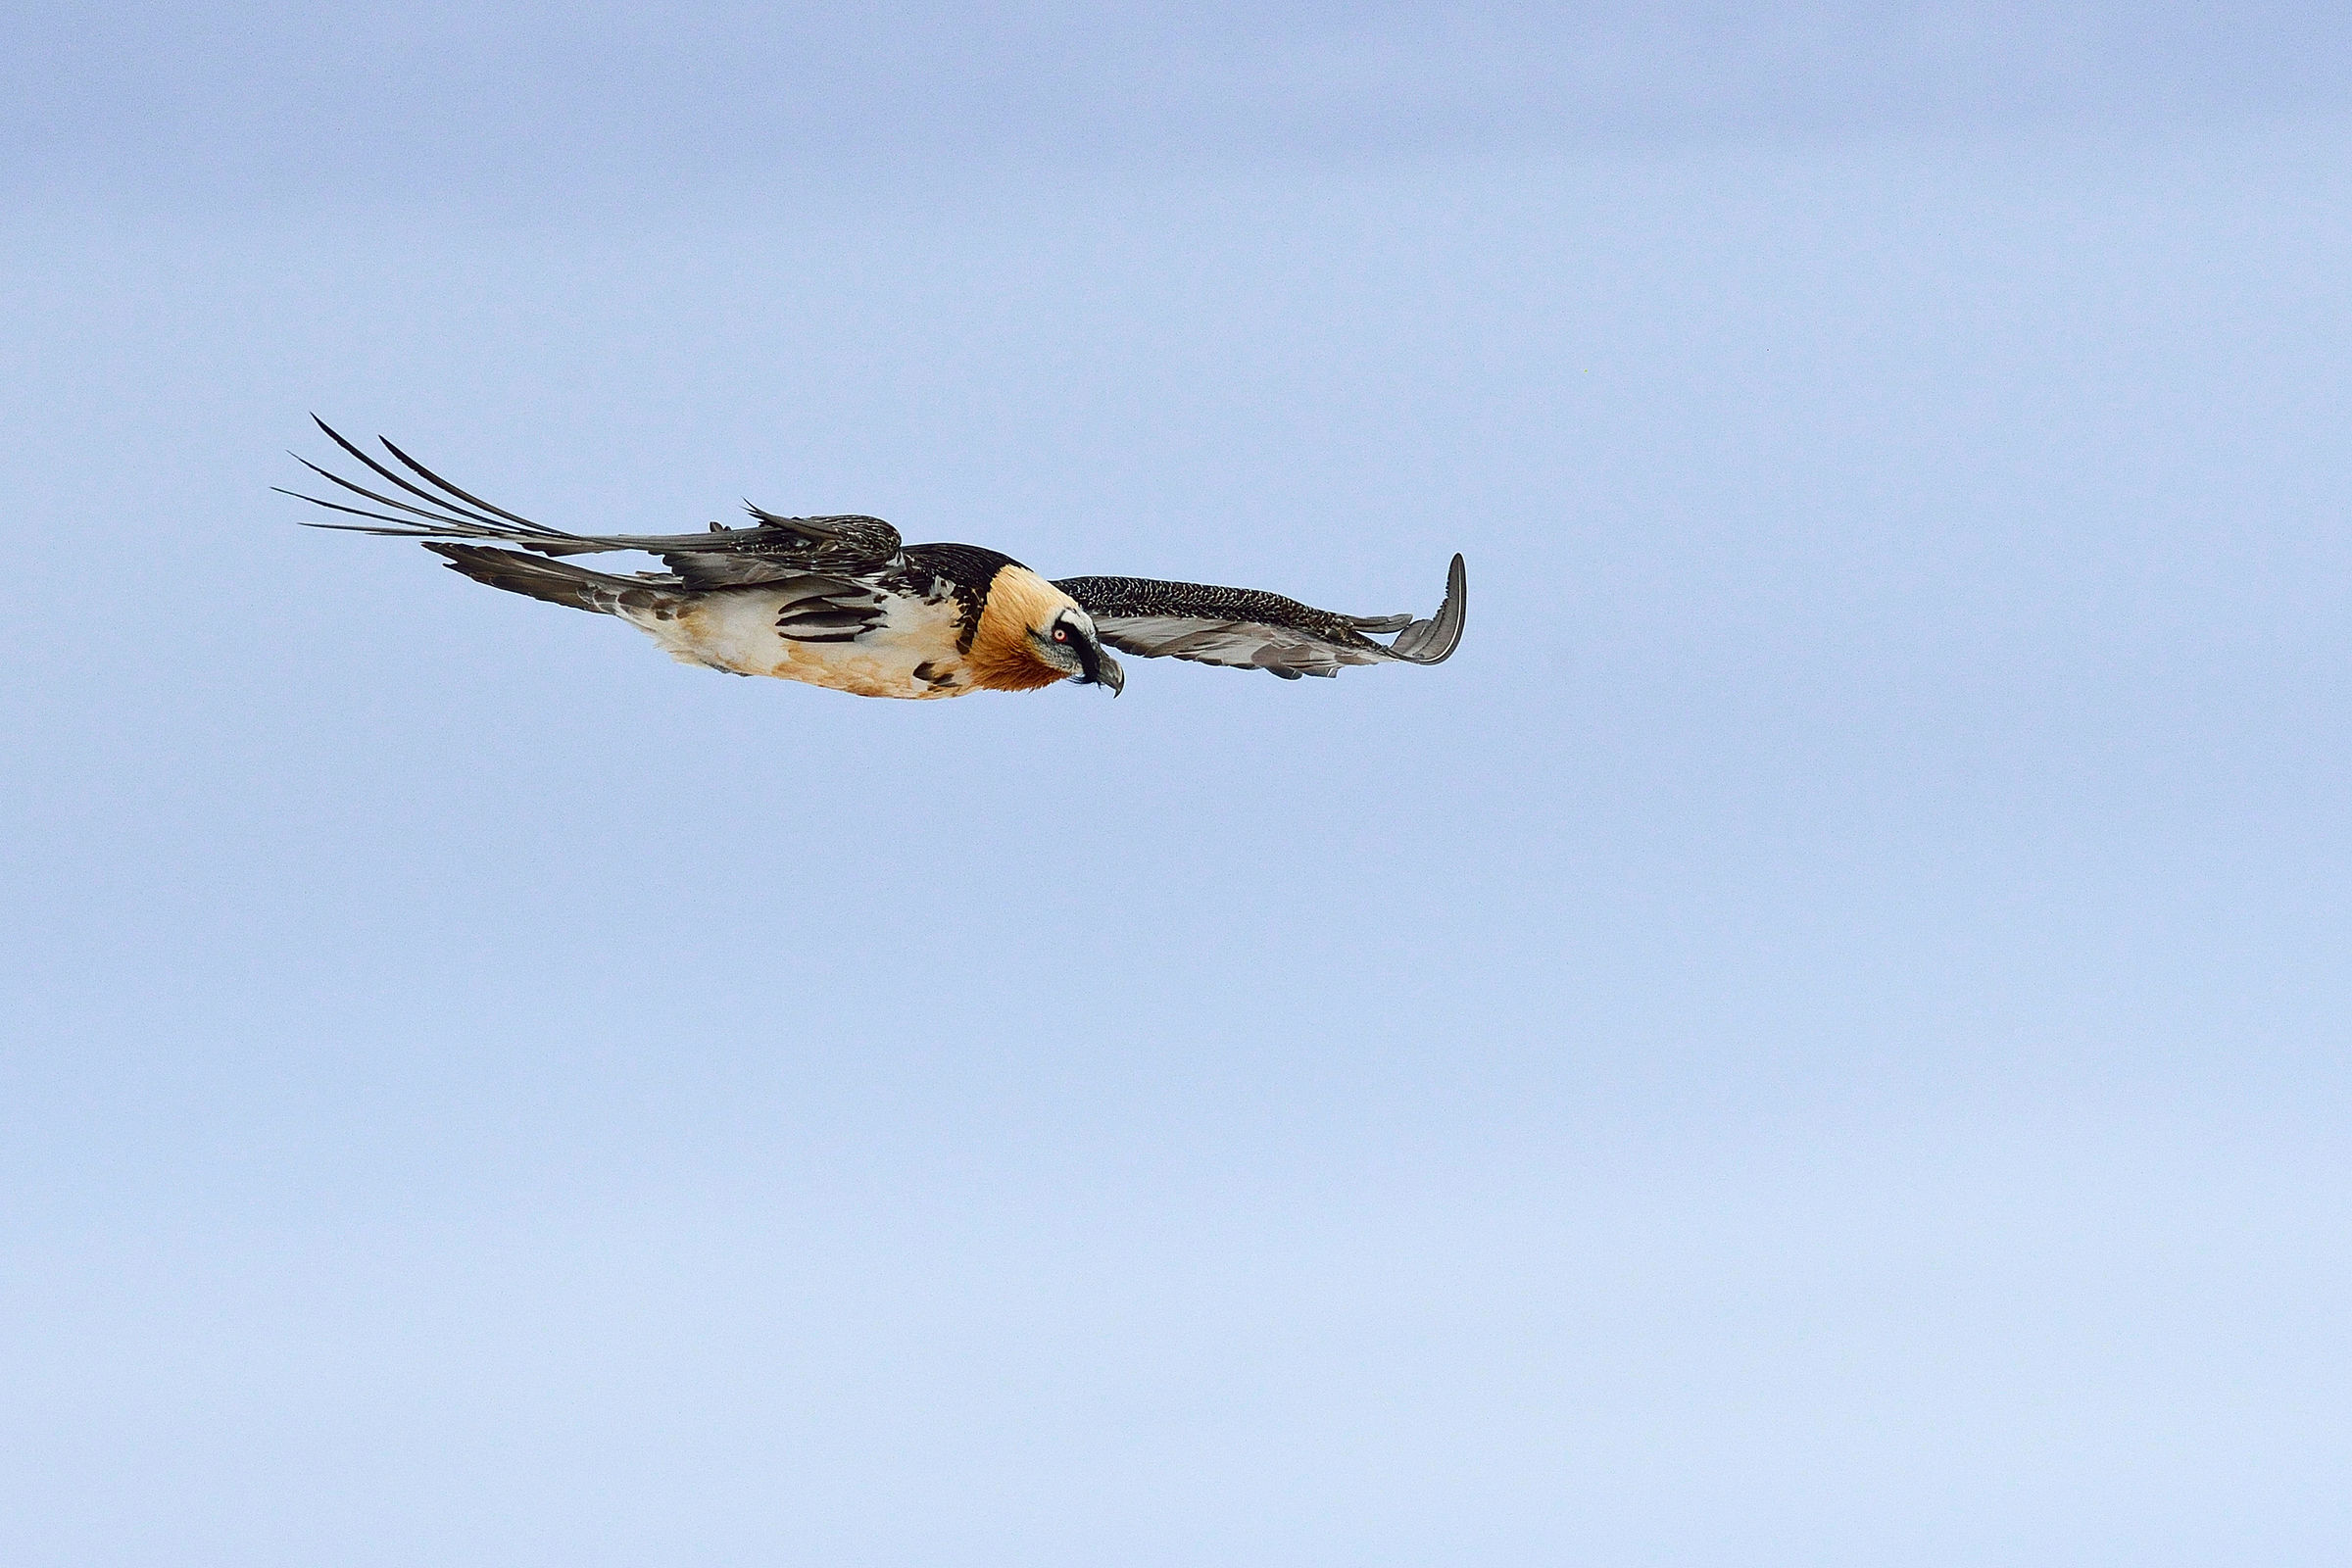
[424, 543, 681, 617]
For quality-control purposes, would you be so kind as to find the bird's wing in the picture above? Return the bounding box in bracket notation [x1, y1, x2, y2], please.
[278, 417, 903, 584]
[1054, 554, 1465, 679]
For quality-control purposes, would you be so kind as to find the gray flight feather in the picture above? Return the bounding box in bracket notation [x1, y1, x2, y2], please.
[1054, 554, 1465, 679]
[278, 419, 904, 583]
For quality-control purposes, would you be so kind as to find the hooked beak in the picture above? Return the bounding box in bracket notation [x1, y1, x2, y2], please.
[1089, 649, 1125, 697]
[1063, 624, 1123, 695]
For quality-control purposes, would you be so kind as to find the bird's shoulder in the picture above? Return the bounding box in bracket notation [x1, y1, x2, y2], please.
[886, 543, 1025, 645]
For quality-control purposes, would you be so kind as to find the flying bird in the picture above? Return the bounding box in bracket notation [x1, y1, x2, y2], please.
[281, 419, 1466, 700]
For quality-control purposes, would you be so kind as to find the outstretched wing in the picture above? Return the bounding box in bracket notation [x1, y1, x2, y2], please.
[278, 416, 902, 585]
[1054, 554, 1465, 679]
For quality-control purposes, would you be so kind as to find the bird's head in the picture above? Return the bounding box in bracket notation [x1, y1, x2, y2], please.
[1028, 604, 1122, 694]
[969, 565, 1125, 694]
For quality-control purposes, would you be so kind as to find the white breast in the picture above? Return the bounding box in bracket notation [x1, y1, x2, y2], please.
[618, 587, 974, 699]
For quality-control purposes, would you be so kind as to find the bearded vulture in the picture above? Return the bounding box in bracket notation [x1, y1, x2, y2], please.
[281, 419, 1466, 700]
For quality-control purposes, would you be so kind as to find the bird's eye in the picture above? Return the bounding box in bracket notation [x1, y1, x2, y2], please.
[1054, 627, 1069, 642]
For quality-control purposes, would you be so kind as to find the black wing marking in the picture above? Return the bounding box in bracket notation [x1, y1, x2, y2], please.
[769, 576, 892, 643]
[278, 417, 904, 583]
[1054, 554, 1465, 679]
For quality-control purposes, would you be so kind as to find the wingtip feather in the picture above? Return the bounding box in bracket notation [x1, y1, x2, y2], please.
[1385, 552, 1466, 664]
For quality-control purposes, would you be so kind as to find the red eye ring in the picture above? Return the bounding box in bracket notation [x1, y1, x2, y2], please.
[1054, 628, 1068, 641]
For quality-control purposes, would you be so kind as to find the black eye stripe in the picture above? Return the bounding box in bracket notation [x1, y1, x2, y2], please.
[1042, 614, 1103, 681]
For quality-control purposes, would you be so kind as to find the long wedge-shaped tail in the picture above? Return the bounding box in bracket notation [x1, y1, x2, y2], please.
[424, 544, 682, 617]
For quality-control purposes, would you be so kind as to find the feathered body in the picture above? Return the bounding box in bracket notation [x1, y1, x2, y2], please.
[434, 540, 1084, 699]
[283, 420, 1465, 699]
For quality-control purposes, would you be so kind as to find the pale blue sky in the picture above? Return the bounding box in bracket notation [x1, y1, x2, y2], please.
[4, 5, 2350, 1564]
[8, 2, 2352, 204]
